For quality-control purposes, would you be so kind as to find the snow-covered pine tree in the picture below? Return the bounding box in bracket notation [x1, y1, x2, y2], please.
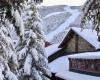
[0, 0, 25, 80]
[81, 0, 100, 34]
[17, 0, 51, 80]
[0, 0, 50, 80]
[34, 0, 43, 4]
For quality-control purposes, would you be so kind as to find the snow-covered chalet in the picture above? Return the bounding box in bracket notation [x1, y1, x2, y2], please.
[48, 27, 100, 62]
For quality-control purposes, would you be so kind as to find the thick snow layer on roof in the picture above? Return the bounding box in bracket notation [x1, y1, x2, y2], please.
[68, 51, 100, 59]
[56, 71, 100, 80]
[49, 56, 100, 80]
[49, 56, 69, 73]
[45, 44, 61, 57]
[71, 27, 100, 49]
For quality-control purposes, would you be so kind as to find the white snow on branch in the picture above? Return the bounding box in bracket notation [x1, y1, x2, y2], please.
[24, 54, 32, 76]
[0, 62, 4, 80]
[18, 47, 28, 60]
[31, 48, 39, 61]
[13, 10, 24, 38]
[0, 69, 3, 80]
[5, 71, 18, 80]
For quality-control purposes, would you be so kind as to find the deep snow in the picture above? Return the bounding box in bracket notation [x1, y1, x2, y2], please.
[49, 56, 100, 80]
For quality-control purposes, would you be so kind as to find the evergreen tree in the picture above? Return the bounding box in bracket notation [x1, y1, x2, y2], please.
[81, 0, 100, 34]
[0, 0, 25, 79]
[17, 0, 51, 80]
[0, 0, 50, 80]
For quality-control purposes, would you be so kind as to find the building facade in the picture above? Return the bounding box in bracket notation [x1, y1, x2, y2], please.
[68, 52, 100, 76]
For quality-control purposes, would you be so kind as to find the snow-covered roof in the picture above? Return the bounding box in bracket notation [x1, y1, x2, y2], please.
[71, 27, 100, 49]
[49, 56, 69, 79]
[68, 51, 100, 59]
[49, 56, 100, 80]
[59, 27, 100, 49]
[49, 56, 69, 73]
[45, 44, 61, 57]
[56, 70, 100, 80]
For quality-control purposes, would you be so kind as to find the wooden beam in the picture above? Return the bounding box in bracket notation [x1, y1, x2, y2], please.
[75, 34, 78, 53]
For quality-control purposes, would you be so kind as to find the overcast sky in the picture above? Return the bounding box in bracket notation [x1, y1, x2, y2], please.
[42, 0, 87, 6]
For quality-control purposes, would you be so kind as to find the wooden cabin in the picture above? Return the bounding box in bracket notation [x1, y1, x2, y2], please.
[68, 52, 100, 76]
[59, 27, 100, 54]
[48, 27, 100, 62]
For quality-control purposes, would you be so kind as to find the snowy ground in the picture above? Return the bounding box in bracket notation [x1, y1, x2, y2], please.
[49, 56, 100, 80]
[46, 8, 80, 42]
[40, 5, 81, 42]
[43, 11, 71, 34]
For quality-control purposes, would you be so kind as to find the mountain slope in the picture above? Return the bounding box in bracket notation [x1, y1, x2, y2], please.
[39, 5, 81, 43]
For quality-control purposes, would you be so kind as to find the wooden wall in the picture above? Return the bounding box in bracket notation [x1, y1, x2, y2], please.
[65, 34, 76, 53]
[65, 33, 95, 53]
[78, 36, 95, 52]
[69, 58, 100, 76]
